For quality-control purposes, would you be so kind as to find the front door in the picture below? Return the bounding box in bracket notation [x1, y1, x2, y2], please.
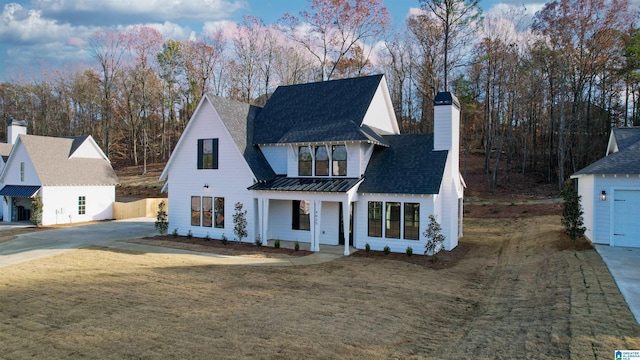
[338, 202, 353, 246]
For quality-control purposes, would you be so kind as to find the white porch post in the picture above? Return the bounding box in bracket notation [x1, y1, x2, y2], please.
[342, 200, 350, 255]
[309, 200, 316, 251]
[261, 198, 269, 246]
[315, 200, 322, 251]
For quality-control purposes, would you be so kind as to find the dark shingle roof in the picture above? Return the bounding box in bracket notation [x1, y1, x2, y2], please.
[248, 176, 361, 192]
[358, 134, 448, 194]
[253, 74, 386, 145]
[208, 95, 275, 181]
[574, 127, 640, 176]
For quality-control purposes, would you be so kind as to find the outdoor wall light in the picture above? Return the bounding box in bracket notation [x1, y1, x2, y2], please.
[601, 190, 607, 201]
[204, 184, 209, 189]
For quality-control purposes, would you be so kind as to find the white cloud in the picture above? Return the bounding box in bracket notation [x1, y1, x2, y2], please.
[0, 3, 78, 44]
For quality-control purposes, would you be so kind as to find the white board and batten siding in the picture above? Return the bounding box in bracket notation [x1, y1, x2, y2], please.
[40, 185, 114, 225]
[266, 199, 340, 245]
[579, 174, 640, 247]
[165, 99, 257, 240]
[361, 79, 399, 135]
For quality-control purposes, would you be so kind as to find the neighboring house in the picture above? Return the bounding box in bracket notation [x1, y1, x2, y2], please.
[572, 127, 640, 248]
[160, 74, 464, 254]
[0, 120, 119, 225]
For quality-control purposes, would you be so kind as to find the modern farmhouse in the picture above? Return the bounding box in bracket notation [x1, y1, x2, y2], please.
[160, 74, 464, 254]
[0, 119, 119, 225]
[572, 127, 640, 248]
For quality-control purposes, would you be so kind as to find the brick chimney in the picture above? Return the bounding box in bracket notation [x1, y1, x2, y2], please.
[7, 118, 27, 145]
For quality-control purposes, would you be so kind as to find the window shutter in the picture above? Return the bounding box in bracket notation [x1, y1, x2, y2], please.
[292, 200, 300, 229]
[197, 139, 203, 169]
[212, 138, 219, 169]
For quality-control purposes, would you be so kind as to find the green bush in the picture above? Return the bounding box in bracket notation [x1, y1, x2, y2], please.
[186, 230, 193, 239]
[294, 241, 300, 251]
[383, 245, 391, 255]
[274, 239, 280, 249]
[172, 228, 178, 238]
[406, 246, 413, 257]
[221, 234, 228, 245]
[154, 200, 169, 235]
[204, 233, 210, 241]
[365, 243, 371, 252]
[254, 235, 262, 246]
[424, 214, 445, 262]
[561, 179, 586, 247]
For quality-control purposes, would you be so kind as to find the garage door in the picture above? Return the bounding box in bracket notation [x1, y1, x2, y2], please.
[613, 190, 640, 247]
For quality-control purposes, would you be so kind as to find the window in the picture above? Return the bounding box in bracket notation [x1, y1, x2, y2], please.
[191, 196, 201, 226]
[214, 197, 224, 228]
[78, 196, 86, 215]
[385, 202, 401, 238]
[20, 162, 24, 182]
[332, 145, 347, 176]
[197, 139, 218, 169]
[292, 200, 310, 231]
[315, 146, 329, 176]
[368, 201, 382, 237]
[202, 197, 213, 227]
[404, 203, 420, 240]
[298, 146, 312, 176]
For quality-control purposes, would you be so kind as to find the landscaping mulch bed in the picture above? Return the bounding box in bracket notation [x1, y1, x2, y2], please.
[350, 242, 472, 269]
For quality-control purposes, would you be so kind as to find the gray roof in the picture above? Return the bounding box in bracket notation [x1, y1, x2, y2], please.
[208, 95, 275, 181]
[0, 143, 12, 163]
[18, 135, 119, 186]
[253, 74, 387, 145]
[573, 127, 640, 176]
[248, 176, 361, 192]
[358, 134, 448, 194]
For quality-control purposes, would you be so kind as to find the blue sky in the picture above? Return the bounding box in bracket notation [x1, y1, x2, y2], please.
[0, 0, 553, 81]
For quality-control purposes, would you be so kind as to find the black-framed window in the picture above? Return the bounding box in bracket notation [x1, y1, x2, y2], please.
[385, 202, 401, 239]
[197, 138, 218, 169]
[404, 203, 420, 240]
[315, 146, 329, 176]
[298, 146, 312, 176]
[332, 145, 347, 176]
[78, 196, 86, 215]
[202, 197, 212, 227]
[214, 197, 224, 228]
[292, 200, 310, 231]
[191, 196, 201, 226]
[368, 201, 382, 237]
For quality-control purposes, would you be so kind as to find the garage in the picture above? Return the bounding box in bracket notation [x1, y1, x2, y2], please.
[612, 190, 640, 247]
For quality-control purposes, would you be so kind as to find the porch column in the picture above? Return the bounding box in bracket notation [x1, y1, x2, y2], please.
[342, 200, 350, 255]
[309, 200, 316, 251]
[261, 198, 269, 246]
[315, 200, 322, 252]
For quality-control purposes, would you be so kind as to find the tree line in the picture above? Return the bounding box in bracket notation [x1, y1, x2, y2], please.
[0, 0, 637, 191]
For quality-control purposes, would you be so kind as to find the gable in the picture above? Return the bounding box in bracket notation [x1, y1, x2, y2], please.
[253, 74, 389, 145]
[361, 76, 399, 135]
[68, 136, 108, 160]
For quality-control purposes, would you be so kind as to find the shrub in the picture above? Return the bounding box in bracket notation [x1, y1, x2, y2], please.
[294, 241, 300, 251]
[561, 179, 586, 247]
[221, 234, 228, 245]
[365, 243, 371, 252]
[424, 214, 445, 262]
[204, 233, 210, 241]
[254, 235, 262, 246]
[30, 195, 43, 227]
[383, 245, 391, 255]
[406, 246, 413, 257]
[186, 230, 193, 239]
[154, 200, 169, 235]
[274, 239, 280, 249]
[172, 228, 178, 238]
[233, 202, 248, 243]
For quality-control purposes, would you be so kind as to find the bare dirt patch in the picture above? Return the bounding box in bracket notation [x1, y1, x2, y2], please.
[0, 216, 637, 359]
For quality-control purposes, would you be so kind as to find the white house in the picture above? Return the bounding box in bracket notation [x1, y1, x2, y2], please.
[0, 120, 119, 225]
[160, 75, 464, 255]
[572, 127, 640, 248]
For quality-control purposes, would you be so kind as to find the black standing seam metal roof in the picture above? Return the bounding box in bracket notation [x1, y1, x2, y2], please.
[253, 74, 385, 145]
[358, 133, 448, 195]
[573, 127, 640, 176]
[248, 176, 361, 192]
[0, 185, 41, 197]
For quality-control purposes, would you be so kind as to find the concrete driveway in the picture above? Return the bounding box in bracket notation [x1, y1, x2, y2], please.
[596, 245, 640, 325]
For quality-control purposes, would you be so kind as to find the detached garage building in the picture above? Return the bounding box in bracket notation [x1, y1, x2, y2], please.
[572, 128, 640, 248]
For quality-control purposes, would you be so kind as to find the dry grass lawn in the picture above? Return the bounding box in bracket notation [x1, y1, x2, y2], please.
[1, 215, 639, 359]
